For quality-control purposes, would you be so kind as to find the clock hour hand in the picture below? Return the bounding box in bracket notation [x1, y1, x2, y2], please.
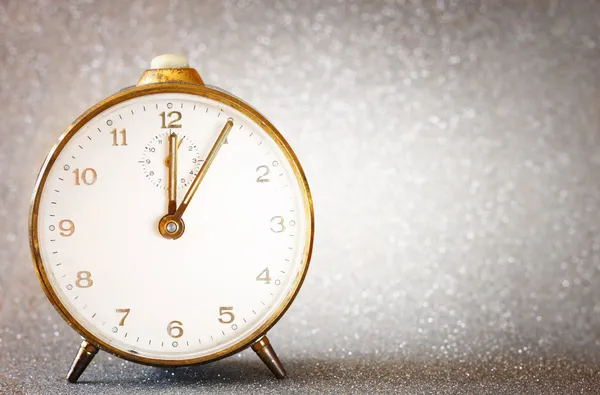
[167, 133, 178, 215]
[173, 118, 233, 220]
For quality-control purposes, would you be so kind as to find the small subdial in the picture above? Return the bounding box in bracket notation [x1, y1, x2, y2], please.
[141, 132, 203, 189]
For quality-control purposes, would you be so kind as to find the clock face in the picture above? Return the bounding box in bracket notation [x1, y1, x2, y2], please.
[31, 89, 312, 363]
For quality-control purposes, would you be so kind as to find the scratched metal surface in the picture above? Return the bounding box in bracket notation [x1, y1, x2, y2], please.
[1, 0, 600, 394]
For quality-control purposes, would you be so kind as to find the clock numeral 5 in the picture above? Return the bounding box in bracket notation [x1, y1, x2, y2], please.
[75, 271, 93, 288]
[110, 128, 128, 146]
[167, 320, 184, 338]
[116, 308, 130, 326]
[160, 111, 182, 128]
[256, 268, 271, 284]
[73, 168, 97, 185]
[218, 307, 235, 324]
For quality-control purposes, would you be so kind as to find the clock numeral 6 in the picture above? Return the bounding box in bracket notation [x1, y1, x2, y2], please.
[270, 216, 285, 233]
[167, 320, 184, 338]
[110, 128, 128, 146]
[75, 271, 93, 288]
[73, 168, 97, 185]
[59, 219, 75, 237]
[256, 268, 271, 284]
[256, 165, 270, 182]
[116, 308, 130, 326]
[160, 111, 182, 128]
[218, 307, 235, 324]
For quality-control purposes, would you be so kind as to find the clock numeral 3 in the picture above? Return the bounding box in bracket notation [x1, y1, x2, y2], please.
[256, 165, 270, 182]
[59, 219, 75, 237]
[73, 168, 97, 185]
[116, 308, 130, 326]
[160, 111, 182, 128]
[270, 216, 285, 233]
[256, 268, 271, 284]
[75, 271, 93, 288]
[218, 307, 235, 324]
[110, 128, 128, 146]
[167, 320, 184, 338]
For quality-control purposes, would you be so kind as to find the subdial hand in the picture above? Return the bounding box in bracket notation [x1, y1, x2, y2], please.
[167, 133, 178, 215]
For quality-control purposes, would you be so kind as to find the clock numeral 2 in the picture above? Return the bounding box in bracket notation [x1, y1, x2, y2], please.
[256, 268, 271, 284]
[116, 308, 130, 326]
[256, 165, 270, 182]
[75, 271, 93, 288]
[160, 111, 182, 128]
[110, 128, 127, 146]
[167, 320, 184, 338]
[218, 307, 235, 324]
[73, 168, 97, 185]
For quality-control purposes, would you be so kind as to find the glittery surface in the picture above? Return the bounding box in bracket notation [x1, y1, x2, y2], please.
[1, 0, 600, 393]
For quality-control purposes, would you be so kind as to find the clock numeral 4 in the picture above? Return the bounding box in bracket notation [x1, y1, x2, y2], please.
[256, 268, 271, 284]
[116, 308, 130, 326]
[160, 111, 182, 128]
[73, 168, 97, 185]
[167, 320, 184, 338]
[218, 307, 235, 324]
[270, 216, 285, 233]
[110, 128, 128, 146]
[59, 219, 75, 237]
[256, 165, 270, 182]
[75, 271, 93, 288]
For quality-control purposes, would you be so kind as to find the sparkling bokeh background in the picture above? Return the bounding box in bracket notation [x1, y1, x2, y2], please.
[1, 0, 599, 393]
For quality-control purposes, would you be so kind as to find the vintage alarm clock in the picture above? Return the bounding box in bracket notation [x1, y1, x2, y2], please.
[29, 54, 314, 382]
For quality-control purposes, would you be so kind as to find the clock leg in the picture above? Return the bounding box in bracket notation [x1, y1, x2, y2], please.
[66, 339, 99, 383]
[251, 335, 286, 379]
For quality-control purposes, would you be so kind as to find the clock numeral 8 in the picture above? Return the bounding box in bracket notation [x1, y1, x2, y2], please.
[167, 320, 184, 338]
[218, 307, 235, 324]
[73, 168, 97, 185]
[75, 271, 93, 288]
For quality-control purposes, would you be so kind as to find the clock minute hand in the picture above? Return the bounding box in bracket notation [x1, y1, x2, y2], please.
[173, 118, 233, 220]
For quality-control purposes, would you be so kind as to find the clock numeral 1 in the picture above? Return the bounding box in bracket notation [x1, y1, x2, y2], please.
[218, 307, 235, 324]
[110, 128, 127, 146]
[59, 219, 75, 237]
[116, 308, 130, 326]
[160, 111, 182, 128]
[256, 165, 270, 182]
[75, 271, 93, 288]
[73, 168, 97, 185]
[167, 320, 183, 338]
[256, 268, 271, 284]
[270, 216, 285, 233]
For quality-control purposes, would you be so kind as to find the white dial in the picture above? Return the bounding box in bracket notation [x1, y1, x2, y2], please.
[33, 91, 311, 363]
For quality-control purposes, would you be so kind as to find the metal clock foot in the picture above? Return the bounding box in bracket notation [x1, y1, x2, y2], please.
[66, 339, 99, 383]
[251, 335, 286, 379]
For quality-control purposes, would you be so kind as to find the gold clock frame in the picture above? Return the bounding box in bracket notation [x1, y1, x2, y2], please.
[29, 66, 314, 382]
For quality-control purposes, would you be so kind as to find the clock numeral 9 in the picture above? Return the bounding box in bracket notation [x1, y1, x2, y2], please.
[167, 320, 184, 338]
[256, 268, 271, 284]
[116, 308, 130, 326]
[270, 216, 285, 233]
[73, 168, 97, 185]
[75, 271, 93, 288]
[110, 128, 128, 146]
[160, 111, 182, 128]
[218, 307, 235, 324]
[256, 165, 270, 182]
[59, 219, 75, 237]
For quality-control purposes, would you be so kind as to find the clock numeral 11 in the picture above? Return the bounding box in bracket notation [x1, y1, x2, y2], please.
[110, 128, 128, 146]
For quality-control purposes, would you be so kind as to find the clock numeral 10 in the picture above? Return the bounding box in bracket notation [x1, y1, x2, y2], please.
[75, 271, 93, 288]
[110, 128, 128, 146]
[218, 307, 235, 324]
[73, 168, 97, 185]
[256, 268, 271, 284]
[167, 320, 184, 338]
[160, 111, 182, 128]
[116, 308, 130, 326]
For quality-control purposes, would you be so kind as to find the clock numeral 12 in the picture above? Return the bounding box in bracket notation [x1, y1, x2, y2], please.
[110, 128, 128, 146]
[160, 111, 182, 128]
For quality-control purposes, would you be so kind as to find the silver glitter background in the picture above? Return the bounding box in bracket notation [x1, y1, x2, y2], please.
[1, 0, 599, 393]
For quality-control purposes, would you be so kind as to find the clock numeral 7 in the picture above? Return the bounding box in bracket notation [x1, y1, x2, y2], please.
[110, 128, 128, 146]
[218, 307, 235, 324]
[160, 111, 182, 128]
[116, 308, 130, 326]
